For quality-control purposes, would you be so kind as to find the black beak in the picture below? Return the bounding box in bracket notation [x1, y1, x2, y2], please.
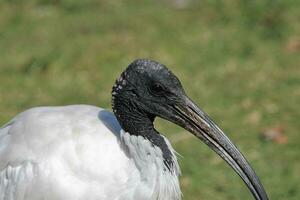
[172, 97, 268, 200]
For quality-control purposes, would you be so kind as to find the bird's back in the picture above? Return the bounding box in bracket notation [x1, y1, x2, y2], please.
[0, 105, 131, 200]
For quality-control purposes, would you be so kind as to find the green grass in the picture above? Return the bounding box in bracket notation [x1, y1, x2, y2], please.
[1, 0, 300, 199]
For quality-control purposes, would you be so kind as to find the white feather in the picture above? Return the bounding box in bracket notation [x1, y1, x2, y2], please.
[0, 105, 181, 200]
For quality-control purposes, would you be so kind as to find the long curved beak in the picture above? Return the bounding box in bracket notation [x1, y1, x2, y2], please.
[173, 97, 268, 200]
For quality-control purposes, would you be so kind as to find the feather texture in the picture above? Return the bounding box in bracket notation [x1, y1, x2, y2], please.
[0, 105, 181, 200]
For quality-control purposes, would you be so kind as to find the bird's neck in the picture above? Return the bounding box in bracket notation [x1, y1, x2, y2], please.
[120, 130, 181, 200]
[113, 93, 176, 170]
[112, 76, 181, 199]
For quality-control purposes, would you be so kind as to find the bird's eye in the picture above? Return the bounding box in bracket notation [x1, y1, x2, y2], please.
[150, 83, 164, 95]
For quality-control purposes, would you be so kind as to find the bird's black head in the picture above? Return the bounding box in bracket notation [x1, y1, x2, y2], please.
[112, 59, 269, 200]
[112, 59, 187, 130]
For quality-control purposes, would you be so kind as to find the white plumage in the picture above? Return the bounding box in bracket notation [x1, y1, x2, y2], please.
[0, 105, 181, 200]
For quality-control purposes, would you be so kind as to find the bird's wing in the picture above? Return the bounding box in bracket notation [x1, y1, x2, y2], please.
[0, 117, 38, 200]
[0, 105, 131, 200]
[0, 118, 33, 199]
[0, 161, 37, 200]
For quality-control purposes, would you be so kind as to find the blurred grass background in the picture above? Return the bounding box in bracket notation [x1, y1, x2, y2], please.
[0, 0, 300, 199]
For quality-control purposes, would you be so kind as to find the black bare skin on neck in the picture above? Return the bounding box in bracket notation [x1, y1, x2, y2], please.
[112, 59, 185, 171]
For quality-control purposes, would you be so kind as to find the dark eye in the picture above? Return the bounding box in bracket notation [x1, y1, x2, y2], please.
[150, 83, 164, 95]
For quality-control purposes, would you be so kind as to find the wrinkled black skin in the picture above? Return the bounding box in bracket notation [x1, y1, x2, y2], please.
[112, 59, 186, 170]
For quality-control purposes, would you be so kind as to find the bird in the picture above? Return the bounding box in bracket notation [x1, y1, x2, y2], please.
[0, 59, 268, 200]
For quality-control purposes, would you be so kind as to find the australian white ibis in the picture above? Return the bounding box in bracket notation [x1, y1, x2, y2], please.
[0, 59, 268, 200]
